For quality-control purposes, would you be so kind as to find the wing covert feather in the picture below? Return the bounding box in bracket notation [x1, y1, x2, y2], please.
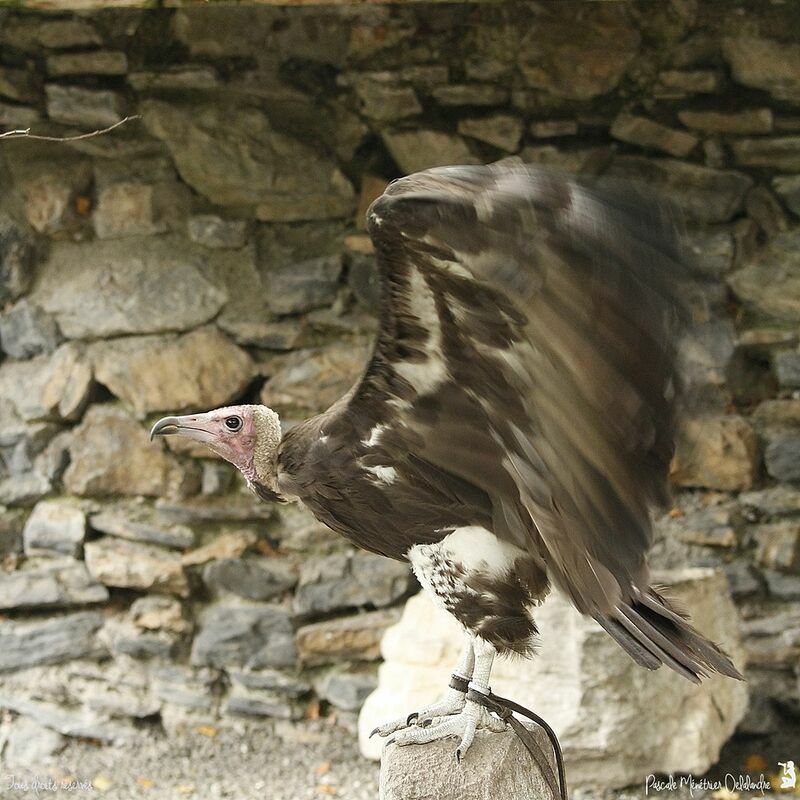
[362, 163, 693, 614]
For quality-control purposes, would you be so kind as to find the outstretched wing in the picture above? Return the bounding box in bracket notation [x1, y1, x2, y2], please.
[356, 162, 692, 616]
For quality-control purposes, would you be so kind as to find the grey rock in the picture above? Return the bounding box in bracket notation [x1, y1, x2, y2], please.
[223, 670, 308, 720]
[23, 500, 86, 558]
[156, 496, 273, 524]
[0, 508, 25, 558]
[732, 136, 800, 171]
[47, 52, 128, 77]
[671, 415, 759, 491]
[0, 354, 58, 423]
[4, 422, 61, 477]
[0, 300, 60, 359]
[93, 182, 167, 239]
[128, 67, 219, 91]
[684, 229, 735, 278]
[0, 695, 133, 744]
[296, 607, 402, 665]
[31, 236, 226, 339]
[752, 399, 800, 432]
[130, 595, 191, 634]
[765, 434, 800, 482]
[228, 668, 310, 699]
[606, 157, 752, 224]
[0, 559, 108, 610]
[753, 522, 800, 572]
[678, 108, 773, 135]
[41, 343, 93, 422]
[90, 506, 195, 550]
[35, 19, 101, 49]
[728, 229, 800, 322]
[65, 660, 161, 719]
[0, 611, 105, 672]
[774, 175, 800, 217]
[745, 185, 790, 237]
[381, 725, 558, 800]
[0, 472, 51, 507]
[102, 617, 176, 660]
[0, 101, 39, 128]
[347, 253, 380, 311]
[84, 537, 189, 597]
[776, 350, 800, 388]
[190, 604, 296, 669]
[93, 155, 177, 191]
[3, 140, 93, 235]
[655, 69, 720, 96]
[267, 255, 343, 315]
[223, 690, 299, 721]
[741, 486, 800, 517]
[209, 245, 275, 346]
[202, 558, 297, 601]
[518, 6, 638, 100]
[45, 84, 126, 129]
[353, 75, 421, 122]
[457, 114, 523, 152]
[2, 716, 65, 766]
[33, 429, 72, 485]
[521, 145, 613, 175]
[153, 665, 219, 710]
[201, 462, 234, 495]
[317, 670, 377, 712]
[0, 66, 40, 104]
[63, 406, 189, 498]
[678, 320, 735, 397]
[529, 119, 579, 138]
[673, 502, 741, 549]
[764, 570, 800, 600]
[430, 84, 509, 106]
[723, 561, 761, 598]
[610, 113, 698, 158]
[382, 129, 476, 175]
[260, 342, 371, 417]
[141, 100, 354, 220]
[722, 36, 800, 101]
[740, 606, 800, 668]
[0, 213, 39, 305]
[90, 328, 253, 418]
[293, 551, 413, 617]
[188, 215, 249, 249]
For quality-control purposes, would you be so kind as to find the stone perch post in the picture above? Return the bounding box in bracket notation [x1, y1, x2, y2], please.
[379, 725, 559, 800]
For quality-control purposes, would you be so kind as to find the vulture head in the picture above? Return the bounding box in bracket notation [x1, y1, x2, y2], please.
[150, 405, 282, 494]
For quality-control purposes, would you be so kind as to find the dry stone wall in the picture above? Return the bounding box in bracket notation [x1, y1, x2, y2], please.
[0, 0, 798, 770]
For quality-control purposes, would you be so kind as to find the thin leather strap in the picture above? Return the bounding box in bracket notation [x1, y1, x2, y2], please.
[448, 673, 470, 693]
[466, 688, 568, 800]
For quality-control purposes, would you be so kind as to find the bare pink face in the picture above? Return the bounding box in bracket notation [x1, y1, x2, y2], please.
[150, 405, 258, 480]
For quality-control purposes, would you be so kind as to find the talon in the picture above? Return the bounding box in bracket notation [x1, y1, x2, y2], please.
[420, 718, 433, 728]
[369, 726, 381, 739]
[406, 712, 419, 725]
[455, 748, 462, 763]
[385, 737, 395, 747]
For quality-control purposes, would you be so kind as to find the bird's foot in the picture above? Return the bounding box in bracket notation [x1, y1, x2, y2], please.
[369, 686, 467, 738]
[386, 696, 507, 761]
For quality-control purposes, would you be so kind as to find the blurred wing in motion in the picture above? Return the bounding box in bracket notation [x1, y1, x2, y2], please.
[360, 162, 691, 615]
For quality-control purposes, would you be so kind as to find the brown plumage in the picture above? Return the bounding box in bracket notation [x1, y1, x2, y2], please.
[152, 162, 741, 757]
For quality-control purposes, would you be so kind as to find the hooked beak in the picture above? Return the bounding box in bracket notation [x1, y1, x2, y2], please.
[149, 413, 218, 444]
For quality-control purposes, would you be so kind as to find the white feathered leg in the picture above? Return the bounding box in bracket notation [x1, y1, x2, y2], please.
[389, 637, 506, 760]
[369, 637, 475, 738]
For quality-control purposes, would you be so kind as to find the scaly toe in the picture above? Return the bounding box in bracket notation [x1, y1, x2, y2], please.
[390, 700, 506, 757]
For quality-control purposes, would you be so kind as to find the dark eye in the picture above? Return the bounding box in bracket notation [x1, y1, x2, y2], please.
[224, 416, 242, 431]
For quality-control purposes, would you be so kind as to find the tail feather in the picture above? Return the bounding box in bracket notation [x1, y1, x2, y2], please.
[594, 588, 743, 683]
